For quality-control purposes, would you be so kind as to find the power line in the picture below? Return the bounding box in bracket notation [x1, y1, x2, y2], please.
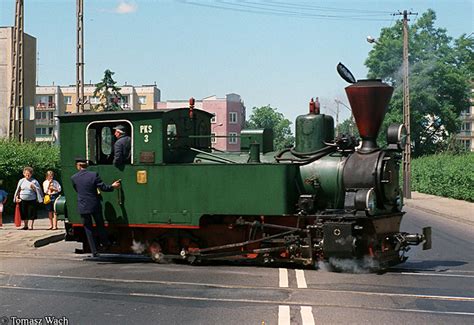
[177, 0, 393, 21]
[251, 0, 394, 14]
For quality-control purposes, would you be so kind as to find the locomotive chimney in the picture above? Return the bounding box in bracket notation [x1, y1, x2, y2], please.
[345, 79, 393, 153]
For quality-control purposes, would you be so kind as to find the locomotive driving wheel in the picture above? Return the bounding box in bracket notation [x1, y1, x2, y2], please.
[149, 230, 204, 264]
[149, 241, 166, 263]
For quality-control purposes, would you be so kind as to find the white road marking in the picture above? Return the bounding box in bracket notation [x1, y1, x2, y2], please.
[278, 305, 290, 325]
[296, 269, 307, 288]
[2, 271, 474, 302]
[279, 268, 288, 288]
[300, 306, 315, 325]
[2, 285, 474, 316]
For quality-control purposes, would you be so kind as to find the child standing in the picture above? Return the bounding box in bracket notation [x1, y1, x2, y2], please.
[0, 180, 8, 227]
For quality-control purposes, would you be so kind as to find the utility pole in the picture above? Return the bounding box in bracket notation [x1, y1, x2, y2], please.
[395, 10, 416, 199]
[76, 0, 84, 113]
[9, 0, 24, 141]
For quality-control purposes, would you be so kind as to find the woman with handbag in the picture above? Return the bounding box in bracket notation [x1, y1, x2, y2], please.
[43, 170, 62, 230]
[13, 166, 43, 230]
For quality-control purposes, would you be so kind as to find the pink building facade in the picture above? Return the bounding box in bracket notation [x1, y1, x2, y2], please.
[156, 94, 246, 151]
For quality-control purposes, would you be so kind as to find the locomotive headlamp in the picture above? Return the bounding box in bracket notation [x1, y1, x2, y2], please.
[353, 188, 377, 216]
[365, 188, 377, 216]
[387, 124, 407, 150]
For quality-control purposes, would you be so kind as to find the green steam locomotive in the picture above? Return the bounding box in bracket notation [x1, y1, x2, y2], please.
[56, 78, 431, 270]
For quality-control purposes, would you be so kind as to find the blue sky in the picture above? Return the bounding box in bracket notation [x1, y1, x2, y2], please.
[0, 0, 472, 124]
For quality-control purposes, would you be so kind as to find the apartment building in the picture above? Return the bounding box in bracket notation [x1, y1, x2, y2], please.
[59, 84, 160, 114]
[0, 27, 37, 140]
[457, 88, 474, 151]
[156, 94, 246, 151]
[35, 86, 60, 143]
[35, 84, 160, 143]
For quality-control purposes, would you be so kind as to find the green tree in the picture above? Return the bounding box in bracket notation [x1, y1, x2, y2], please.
[0, 140, 60, 216]
[92, 69, 124, 111]
[365, 9, 473, 156]
[246, 105, 294, 150]
[338, 118, 359, 138]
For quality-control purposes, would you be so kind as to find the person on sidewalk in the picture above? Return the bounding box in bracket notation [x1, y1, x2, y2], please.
[13, 167, 43, 230]
[71, 158, 121, 256]
[113, 125, 131, 167]
[0, 180, 8, 227]
[43, 170, 62, 230]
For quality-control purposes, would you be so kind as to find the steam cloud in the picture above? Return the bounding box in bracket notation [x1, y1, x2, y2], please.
[131, 240, 146, 254]
[317, 256, 380, 273]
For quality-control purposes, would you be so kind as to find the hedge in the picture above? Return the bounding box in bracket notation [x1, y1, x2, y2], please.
[0, 140, 60, 216]
[411, 153, 474, 202]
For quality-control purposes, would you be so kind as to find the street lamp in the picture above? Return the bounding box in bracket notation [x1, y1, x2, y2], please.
[366, 35, 379, 44]
[211, 123, 223, 145]
[334, 99, 355, 136]
[323, 105, 339, 136]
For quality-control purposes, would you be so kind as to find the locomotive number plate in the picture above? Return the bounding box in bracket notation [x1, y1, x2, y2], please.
[139, 151, 155, 163]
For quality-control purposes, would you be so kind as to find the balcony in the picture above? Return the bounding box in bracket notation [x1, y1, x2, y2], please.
[35, 119, 55, 126]
[458, 130, 473, 137]
[36, 102, 56, 110]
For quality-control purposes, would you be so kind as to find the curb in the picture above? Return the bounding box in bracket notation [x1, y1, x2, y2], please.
[405, 202, 474, 227]
[33, 233, 65, 248]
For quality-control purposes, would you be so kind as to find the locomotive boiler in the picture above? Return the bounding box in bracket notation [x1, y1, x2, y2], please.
[56, 78, 431, 271]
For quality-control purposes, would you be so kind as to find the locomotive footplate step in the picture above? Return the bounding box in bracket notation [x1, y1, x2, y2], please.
[423, 227, 432, 250]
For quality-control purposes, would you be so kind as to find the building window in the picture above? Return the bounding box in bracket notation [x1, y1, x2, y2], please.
[119, 96, 130, 109]
[461, 122, 471, 131]
[89, 96, 100, 104]
[211, 114, 217, 123]
[211, 132, 217, 143]
[229, 112, 237, 124]
[35, 127, 53, 135]
[228, 132, 238, 144]
[139, 96, 146, 104]
[64, 96, 72, 105]
[35, 112, 54, 124]
[460, 139, 471, 150]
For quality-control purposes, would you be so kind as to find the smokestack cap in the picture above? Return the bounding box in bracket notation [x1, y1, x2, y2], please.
[345, 79, 394, 153]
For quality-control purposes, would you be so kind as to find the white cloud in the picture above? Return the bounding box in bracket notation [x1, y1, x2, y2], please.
[114, 1, 137, 14]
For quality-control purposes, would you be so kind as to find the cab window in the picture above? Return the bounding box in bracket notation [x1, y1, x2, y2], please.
[166, 122, 177, 148]
[86, 121, 133, 165]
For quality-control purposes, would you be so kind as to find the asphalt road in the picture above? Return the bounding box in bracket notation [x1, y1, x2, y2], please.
[0, 207, 472, 325]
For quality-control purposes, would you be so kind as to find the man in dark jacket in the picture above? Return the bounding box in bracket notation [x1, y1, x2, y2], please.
[113, 125, 131, 167]
[71, 158, 121, 256]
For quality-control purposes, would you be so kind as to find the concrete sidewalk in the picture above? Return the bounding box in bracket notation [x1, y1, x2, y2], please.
[0, 215, 65, 253]
[404, 192, 474, 226]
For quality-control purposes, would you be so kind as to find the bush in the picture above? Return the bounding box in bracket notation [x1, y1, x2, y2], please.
[0, 140, 60, 216]
[411, 153, 474, 202]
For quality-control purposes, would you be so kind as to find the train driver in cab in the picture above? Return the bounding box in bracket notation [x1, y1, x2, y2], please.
[113, 125, 131, 167]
